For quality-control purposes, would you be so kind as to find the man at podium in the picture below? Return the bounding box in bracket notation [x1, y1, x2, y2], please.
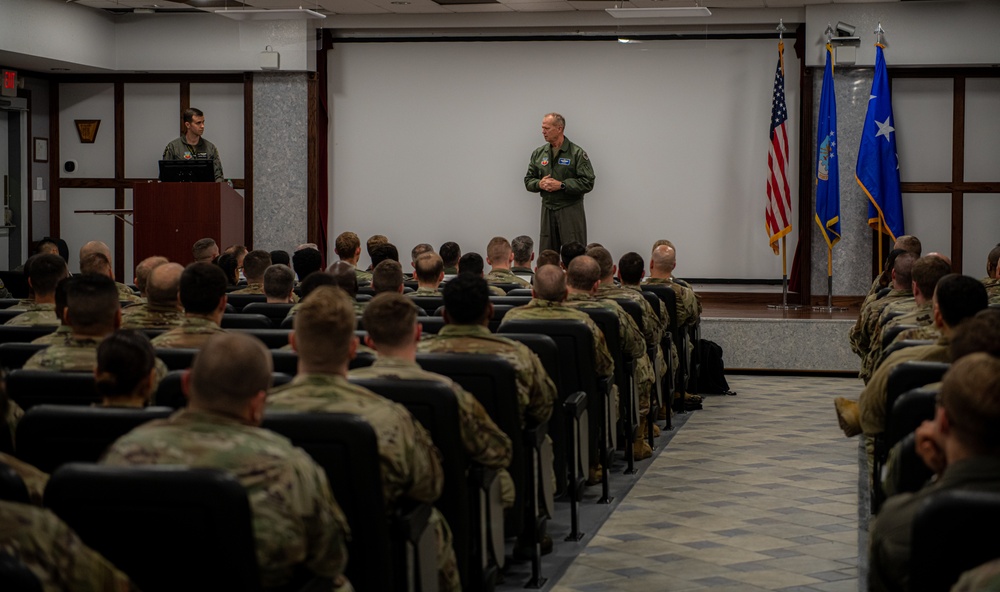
[162, 107, 224, 182]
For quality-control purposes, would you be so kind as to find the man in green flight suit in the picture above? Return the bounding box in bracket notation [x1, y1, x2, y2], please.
[162, 107, 224, 182]
[524, 113, 596, 252]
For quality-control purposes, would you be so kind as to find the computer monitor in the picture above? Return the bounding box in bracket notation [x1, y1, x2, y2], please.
[158, 159, 215, 183]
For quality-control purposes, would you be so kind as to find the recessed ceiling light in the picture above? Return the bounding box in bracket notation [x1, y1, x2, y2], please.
[606, 6, 711, 18]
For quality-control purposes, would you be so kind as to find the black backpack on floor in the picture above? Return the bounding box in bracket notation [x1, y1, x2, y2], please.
[690, 339, 735, 396]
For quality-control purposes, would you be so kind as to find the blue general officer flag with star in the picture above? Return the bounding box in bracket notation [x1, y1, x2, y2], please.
[856, 44, 904, 241]
[815, 43, 840, 248]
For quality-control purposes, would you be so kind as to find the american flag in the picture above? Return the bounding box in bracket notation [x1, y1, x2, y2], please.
[765, 41, 792, 255]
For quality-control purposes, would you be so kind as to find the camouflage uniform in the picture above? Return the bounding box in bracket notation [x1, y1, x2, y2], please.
[229, 282, 264, 295]
[3, 399, 23, 451]
[6, 298, 36, 312]
[150, 316, 225, 349]
[485, 268, 531, 289]
[417, 324, 557, 426]
[120, 302, 185, 330]
[350, 356, 515, 506]
[116, 282, 142, 304]
[849, 288, 913, 363]
[287, 300, 364, 319]
[101, 408, 350, 589]
[952, 557, 1000, 591]
[597, 283, 669, 389]
[501, 298, 615, 381]
[0, 500, 137, 591]
[407, 287, 443, 297]
[865, 301, 933, 380]
[24, 337, 104, 372]
[0, 452, 48, 505]
[858, 336, 950, 436]
[624, 283, 679, 377]
[565, 292, 653, 416]
[31, 324, 72, 346]
[267, 373, 458, 592]
[487, 284, 507, 296]
[642, 277, 700, 327]
[983, 277, 1000, 305]
[892, 325, 941, 345]
[4, 303, 59, 326]
[354, 267, 373, 284]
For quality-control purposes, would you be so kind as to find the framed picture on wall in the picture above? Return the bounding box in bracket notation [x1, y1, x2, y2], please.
[33, 137, 48, 163]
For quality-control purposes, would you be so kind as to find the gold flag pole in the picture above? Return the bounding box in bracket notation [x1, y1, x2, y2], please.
[768, 235, 802, 310]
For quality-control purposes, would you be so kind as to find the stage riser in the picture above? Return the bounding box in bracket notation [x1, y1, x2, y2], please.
[700, 317, 858, 373]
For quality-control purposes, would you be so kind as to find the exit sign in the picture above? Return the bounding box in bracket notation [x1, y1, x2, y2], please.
[1, 69, 16, 98]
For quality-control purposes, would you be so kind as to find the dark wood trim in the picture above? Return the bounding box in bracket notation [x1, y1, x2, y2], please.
[52, 74, 244, 84]
[49, 84, 59, 238]
[56, 178, 245, 189]
[114, 82, 125, 280]
[24, 88, 32, 249]
[307, 72, 318, 246]
[951, 76, 966, 273]
[889, 68, 1000, 79]
[243, 73, 253, 250]
[900, 182, 999, 193]
[179, 82, 190, 137]
[795, 29, 812, 303]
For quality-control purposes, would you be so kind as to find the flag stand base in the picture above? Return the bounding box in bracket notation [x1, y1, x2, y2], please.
[766, 304, 804, 310]
[812, 305, 847, 312]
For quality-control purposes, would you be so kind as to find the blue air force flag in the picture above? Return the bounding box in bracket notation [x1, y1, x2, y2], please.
[815, 43, 841, 248]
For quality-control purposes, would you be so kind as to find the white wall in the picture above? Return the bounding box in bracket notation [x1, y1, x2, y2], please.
[0, 0, 116, 72]
[804, 1, 1000, 67]
[329, 38, 800, 279]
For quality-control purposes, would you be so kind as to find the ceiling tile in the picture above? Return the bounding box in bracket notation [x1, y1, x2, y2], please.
[445, 3, 514, 11]
[567, 0, 617, 10]
[505, 1, 574, 11]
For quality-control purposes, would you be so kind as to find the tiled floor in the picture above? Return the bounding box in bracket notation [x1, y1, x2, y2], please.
[550, 374, 864, 592]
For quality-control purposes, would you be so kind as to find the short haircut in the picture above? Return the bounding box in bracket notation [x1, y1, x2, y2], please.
[27, 254, 67, 296]
[439, 242, 461, 267]
[189, 332, 273, 412]
[938, 353, 1000, 454]
[370, 243, 399, 268]
[537, 249, 560, 268]
[442, 273, 491, 324]
[134, 256, 168, 294]
[586, 246, 614, 279]
[934, 274, 988, 328]
[36, 239, 59, 256]
[988, 244, 1000, 277]
[66, 273, 120, 333]
[651, 239, 675, 253]
[367, 235, 389, 257]
[951, 309, 1000, 361]
[182, 107, 204, 123]
[372, 259, 403, 294]
[95, 329, 156, 398]
[544, 112, 565, 128]
[566, 255, 600, 291]
[270, 250, 291, 267]
[458, 252, 485, 275]
[560, 242, 585, 269]
[263, 264, 295, 300]
[334, 232, 360, 260]
[299, 272, 339, 300]
[534, 264, 567, 302]
[912, 256, 952, 298]
[618, 252, 644, 285]
[293, 285, 356, 367]
[292, 247, 323, 281]
[512, 235, 534, 263]
[651, 245, 676, 272]
[892, 252, 917, 288]
[363, 292, 418, 349]
[180, 262, 228, 315]
[192, 238, 218, 262]
[225, 245, 248, 259]
[214, 253, 240, 286]
[895, 235, 922, 257]
[415, 252, 444, 284]
[79, 252, 112, 277]
[410, 243, 434, 263]
[146, 263, 183, 307]
[326, 262, 359, 297]
[242, 250, 272, 282]
[486, 237, 512, 264]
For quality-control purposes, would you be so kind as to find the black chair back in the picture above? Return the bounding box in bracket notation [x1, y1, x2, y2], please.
[487, 304, 514, 333]
[489, 296, 532, 308]
[16, 405, 173, 473]
[263, 412, 393, 592]
[886, 387, 938, 451]
[506, 288, 533, 297]
[883, 339, 936, 361]
[0, 272, 29, 299]
[242, 302, 295, 325]
[911, 490, 1000, 592]
[0, 552, 43, 592]
[224, 293, 267, 312]
[156, 370, 293, 409]
[488, 283, 523, 294]
[46, 464, 262, 592]
[0, 325, 57, 345]
[881, 323, 919, 351]
[415, 353, 525, 537]
[417, 316, 446, 334]
[886, 361, 950, 412]
[220, 313, 273, 329]
[410, 296, 445, 316]
[0, 462, 30, 503]
[0, 343, 47, 370]
[5, 370, 96, 410]
[228, 328, 293, 349]
[155, 347, 199, 370]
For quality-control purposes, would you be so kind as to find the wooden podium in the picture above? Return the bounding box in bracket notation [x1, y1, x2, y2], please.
[133, 182, 244, 266]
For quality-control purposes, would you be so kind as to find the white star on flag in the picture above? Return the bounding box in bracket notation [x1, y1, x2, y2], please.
[875, 116, 895, 142]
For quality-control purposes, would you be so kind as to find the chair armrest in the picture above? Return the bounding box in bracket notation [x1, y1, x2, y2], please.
[522, 420, 549, 451]
[563, 391, 587, 420]
[468, 464, 498, 491]
[391, 500, 434, 545]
